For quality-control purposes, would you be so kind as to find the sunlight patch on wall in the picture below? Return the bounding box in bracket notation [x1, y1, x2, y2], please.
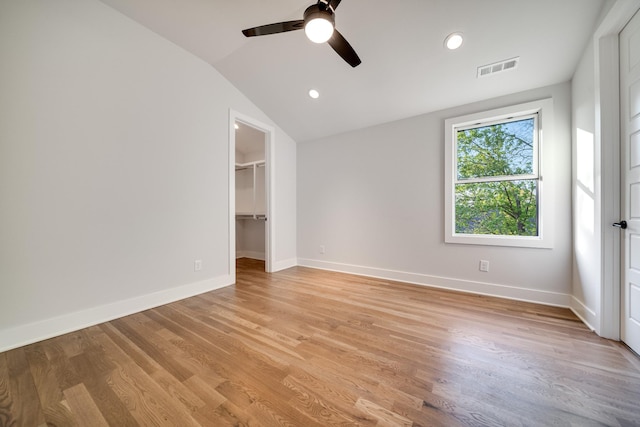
[576, 186, 595, 242]
[577, 128, 594, 192]
[575, 128, 596, 256]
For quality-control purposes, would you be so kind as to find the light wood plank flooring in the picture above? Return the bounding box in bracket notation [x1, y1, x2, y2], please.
[1, 258, 640, 426]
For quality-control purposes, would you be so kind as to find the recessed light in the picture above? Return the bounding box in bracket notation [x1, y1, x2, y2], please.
[234, 123, 239, 130]
[445, 32, 464, 50]
[308, 89, 320, 99]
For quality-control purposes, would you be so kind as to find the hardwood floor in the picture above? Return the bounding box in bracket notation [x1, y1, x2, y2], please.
[2, 258, 640, 426]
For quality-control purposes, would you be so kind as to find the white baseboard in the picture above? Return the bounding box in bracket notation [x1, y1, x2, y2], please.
[236, 251, 265, 261]
[297, 258, 571, 307]
[0, 274, 234, 353]
[236, 254, 296, 272]
[271, 257, 297, 272]
[569, 296, 598, 332]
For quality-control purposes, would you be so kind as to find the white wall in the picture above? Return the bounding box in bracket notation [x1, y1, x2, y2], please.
[572, 40, 601, 330]
[570, 0, 640, 338]
[0, 0, 296, 351]
[236, 219, 266, 260]
[273, 128, 298, 271]
[298, 83, 573, 306]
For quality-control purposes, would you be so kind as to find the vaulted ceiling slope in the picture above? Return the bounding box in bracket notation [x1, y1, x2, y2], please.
[98, 0, 608, 142]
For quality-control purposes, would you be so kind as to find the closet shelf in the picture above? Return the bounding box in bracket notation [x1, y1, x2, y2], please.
[235, 160, 265, 171]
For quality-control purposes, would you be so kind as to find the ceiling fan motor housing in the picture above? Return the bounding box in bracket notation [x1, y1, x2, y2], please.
[303, 4, 335, 28]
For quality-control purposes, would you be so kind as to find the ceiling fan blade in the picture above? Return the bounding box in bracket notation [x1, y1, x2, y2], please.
[328, 0, 342, 11]
[327, 29, 361, 67]
[242, 20, 304, 37]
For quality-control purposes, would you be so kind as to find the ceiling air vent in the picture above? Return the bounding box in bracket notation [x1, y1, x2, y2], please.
[477, 57, 520, 78]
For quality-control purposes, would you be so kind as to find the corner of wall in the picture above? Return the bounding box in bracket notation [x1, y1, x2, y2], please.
[272, 258, 298, 272]
[569, 295, 599, 333]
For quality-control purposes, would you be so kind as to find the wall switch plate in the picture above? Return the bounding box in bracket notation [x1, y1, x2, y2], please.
[319, 245, 325, 254]
[479, 260, 490, 272]
[194, 259, 202, 271]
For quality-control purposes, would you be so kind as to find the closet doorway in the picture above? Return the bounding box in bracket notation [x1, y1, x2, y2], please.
[229, 111, 275, 274]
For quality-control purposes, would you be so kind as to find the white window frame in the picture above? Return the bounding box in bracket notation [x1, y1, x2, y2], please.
[444, 98, 554, 248]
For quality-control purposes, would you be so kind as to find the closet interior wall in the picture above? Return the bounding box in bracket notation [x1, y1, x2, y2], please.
[235, 124, 266, 261]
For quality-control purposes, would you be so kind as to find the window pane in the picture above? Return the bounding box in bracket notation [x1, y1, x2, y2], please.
[455, 179, 538, 236]
[456, 118, 535, 180]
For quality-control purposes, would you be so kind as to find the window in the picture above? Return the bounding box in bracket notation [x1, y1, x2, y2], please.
[444, 99, 554, 248]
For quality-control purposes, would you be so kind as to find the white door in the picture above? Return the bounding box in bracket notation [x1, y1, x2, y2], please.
[620, 9, 640, 355]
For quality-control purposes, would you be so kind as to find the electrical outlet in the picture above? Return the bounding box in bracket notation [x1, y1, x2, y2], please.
[194, 259, 202, 272]
[319, 245, 325, 254]
[479, 260, 490, 272]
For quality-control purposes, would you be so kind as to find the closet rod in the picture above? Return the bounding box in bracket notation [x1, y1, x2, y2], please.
[236, 214, 267, 221]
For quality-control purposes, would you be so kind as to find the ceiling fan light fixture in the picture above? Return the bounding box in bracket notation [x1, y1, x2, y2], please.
[242, 1, 360, 67]
[305, 18, 334, 43]
[304, 6, 335, 43]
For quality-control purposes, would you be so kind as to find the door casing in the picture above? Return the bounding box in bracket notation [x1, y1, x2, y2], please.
[229, 110, 276, 277]
[595, 0, 640, 340]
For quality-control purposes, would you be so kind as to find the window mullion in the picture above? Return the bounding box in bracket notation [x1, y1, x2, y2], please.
[455, 174, 538, 185]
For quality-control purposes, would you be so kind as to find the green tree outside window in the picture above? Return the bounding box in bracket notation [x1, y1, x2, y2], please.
[455, 117, 538, 236]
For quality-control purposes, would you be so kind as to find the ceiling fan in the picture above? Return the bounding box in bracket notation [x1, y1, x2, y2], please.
[241, 0, 361, 68]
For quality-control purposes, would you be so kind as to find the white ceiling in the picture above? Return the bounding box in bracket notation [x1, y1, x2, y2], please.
[98, 0, 609, 142]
